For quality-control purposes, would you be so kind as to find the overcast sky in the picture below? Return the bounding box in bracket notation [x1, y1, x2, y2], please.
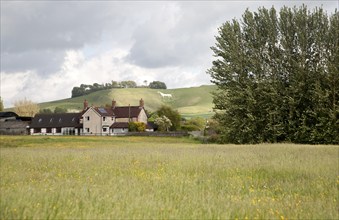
[1, 1, 337, 107]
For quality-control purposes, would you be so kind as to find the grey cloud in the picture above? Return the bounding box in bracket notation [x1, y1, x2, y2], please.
[126, 2, 249, 69]
[1, 50, 65, 74]
[1, 1, 123, 74]
[1, 2, 109, 53]
[1, 1, 337, 74]
[126, 1, 338, 69]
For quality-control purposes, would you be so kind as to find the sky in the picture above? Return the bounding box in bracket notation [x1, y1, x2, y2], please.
[1, 1, 337, 107]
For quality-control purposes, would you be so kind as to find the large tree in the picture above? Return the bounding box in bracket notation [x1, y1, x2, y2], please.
[208, 6, 339, 144]
[149, 81, 167, 89]
[13, 98, 40, 117]
[156, 105, 181, 131]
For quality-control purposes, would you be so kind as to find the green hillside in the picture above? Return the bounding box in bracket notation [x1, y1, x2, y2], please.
[38, 85, 216, 118]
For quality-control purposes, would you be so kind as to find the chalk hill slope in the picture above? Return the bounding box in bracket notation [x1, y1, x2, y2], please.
[39, 85, 216, 118]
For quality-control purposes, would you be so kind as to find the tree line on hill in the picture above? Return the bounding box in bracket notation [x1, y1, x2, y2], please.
[208, 6, 339, 144]
[71, 80, 167, 98]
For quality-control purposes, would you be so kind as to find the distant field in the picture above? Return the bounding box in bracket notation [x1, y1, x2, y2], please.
[37, 85, 216, 118]
[1, 136, 338, 219]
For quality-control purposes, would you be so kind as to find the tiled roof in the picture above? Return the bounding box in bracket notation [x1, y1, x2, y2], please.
[93, 107, 115, 117]
[113, 106, 142, 118]
[146, 122, 156, 130]
[110, 122, 129, 128]
[85, 106, 143, 118]
[30, 113, 82, 128]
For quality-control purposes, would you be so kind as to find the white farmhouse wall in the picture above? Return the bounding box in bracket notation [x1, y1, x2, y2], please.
[83, 108, 102, 135]
[82, 108, 115, 135]
[115, 117, 137, 123]
[138, 109, 148, 124]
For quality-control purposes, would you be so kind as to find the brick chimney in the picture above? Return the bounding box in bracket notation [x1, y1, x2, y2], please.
[139, 98, 144, 108]
[83, 99, 88, 110]
[112, 99, 116, 109]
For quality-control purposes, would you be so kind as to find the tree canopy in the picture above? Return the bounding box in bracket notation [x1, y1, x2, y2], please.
[156, 105, 181, 131]
[208, 6, 339, 144]
[71, 80, 168, 98]
[154, 116, 172, 132]
[149, 81, 167, 89]
[13, 98, 40, 117]
[71, 80, 138, 98]
[54, 107, 68, 113]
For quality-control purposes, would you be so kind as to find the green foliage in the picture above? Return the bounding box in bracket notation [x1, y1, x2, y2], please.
[156, 105, 181, 131]
[128, 122, 146, 132]
[0, 136, 338, 219]
[39, 108, 53, 114]
[120, 81, 137, 88]
[54, 107, 67, 113]
[0, 97, 4, 111]
[181, 117, 206, 131]
[208, 6, 339, 144]
[154, 115, 172, 131]
[71, 81, 138, 98]
[149, 81, 167, 89]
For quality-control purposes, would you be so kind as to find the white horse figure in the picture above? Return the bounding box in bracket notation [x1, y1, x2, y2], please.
[158, 91, 172, 98]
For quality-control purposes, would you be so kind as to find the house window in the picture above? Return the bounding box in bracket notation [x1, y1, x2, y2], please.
[103, 117, 106, 121]
[87, 116, 90, 121]
[103, 127, 107, 132]
[86, 128, 90, 132]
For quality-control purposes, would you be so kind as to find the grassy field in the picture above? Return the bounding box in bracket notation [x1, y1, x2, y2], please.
[36, 85, 216, 118]
[0, 136, 338, 219]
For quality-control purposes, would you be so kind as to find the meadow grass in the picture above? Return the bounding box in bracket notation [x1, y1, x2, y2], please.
[0, 136, 338, 219]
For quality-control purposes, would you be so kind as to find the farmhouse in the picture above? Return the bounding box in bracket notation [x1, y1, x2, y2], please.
[29, 99, 154, 135]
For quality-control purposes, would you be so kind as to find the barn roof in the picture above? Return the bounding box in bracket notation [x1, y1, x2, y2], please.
[30, 113, 82, 128]
[0, 112, 19, 118]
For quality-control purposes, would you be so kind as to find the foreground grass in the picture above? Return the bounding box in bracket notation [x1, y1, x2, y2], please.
[0, 136, 338, 219]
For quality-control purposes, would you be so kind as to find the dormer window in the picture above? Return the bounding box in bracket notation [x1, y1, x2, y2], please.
[50, 118, 53, 123]
[59, 118, 62, 123]
[38, 118, 42, 123]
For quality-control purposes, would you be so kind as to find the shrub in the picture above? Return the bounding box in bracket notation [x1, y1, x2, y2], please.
[128, 122, 146, 132]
